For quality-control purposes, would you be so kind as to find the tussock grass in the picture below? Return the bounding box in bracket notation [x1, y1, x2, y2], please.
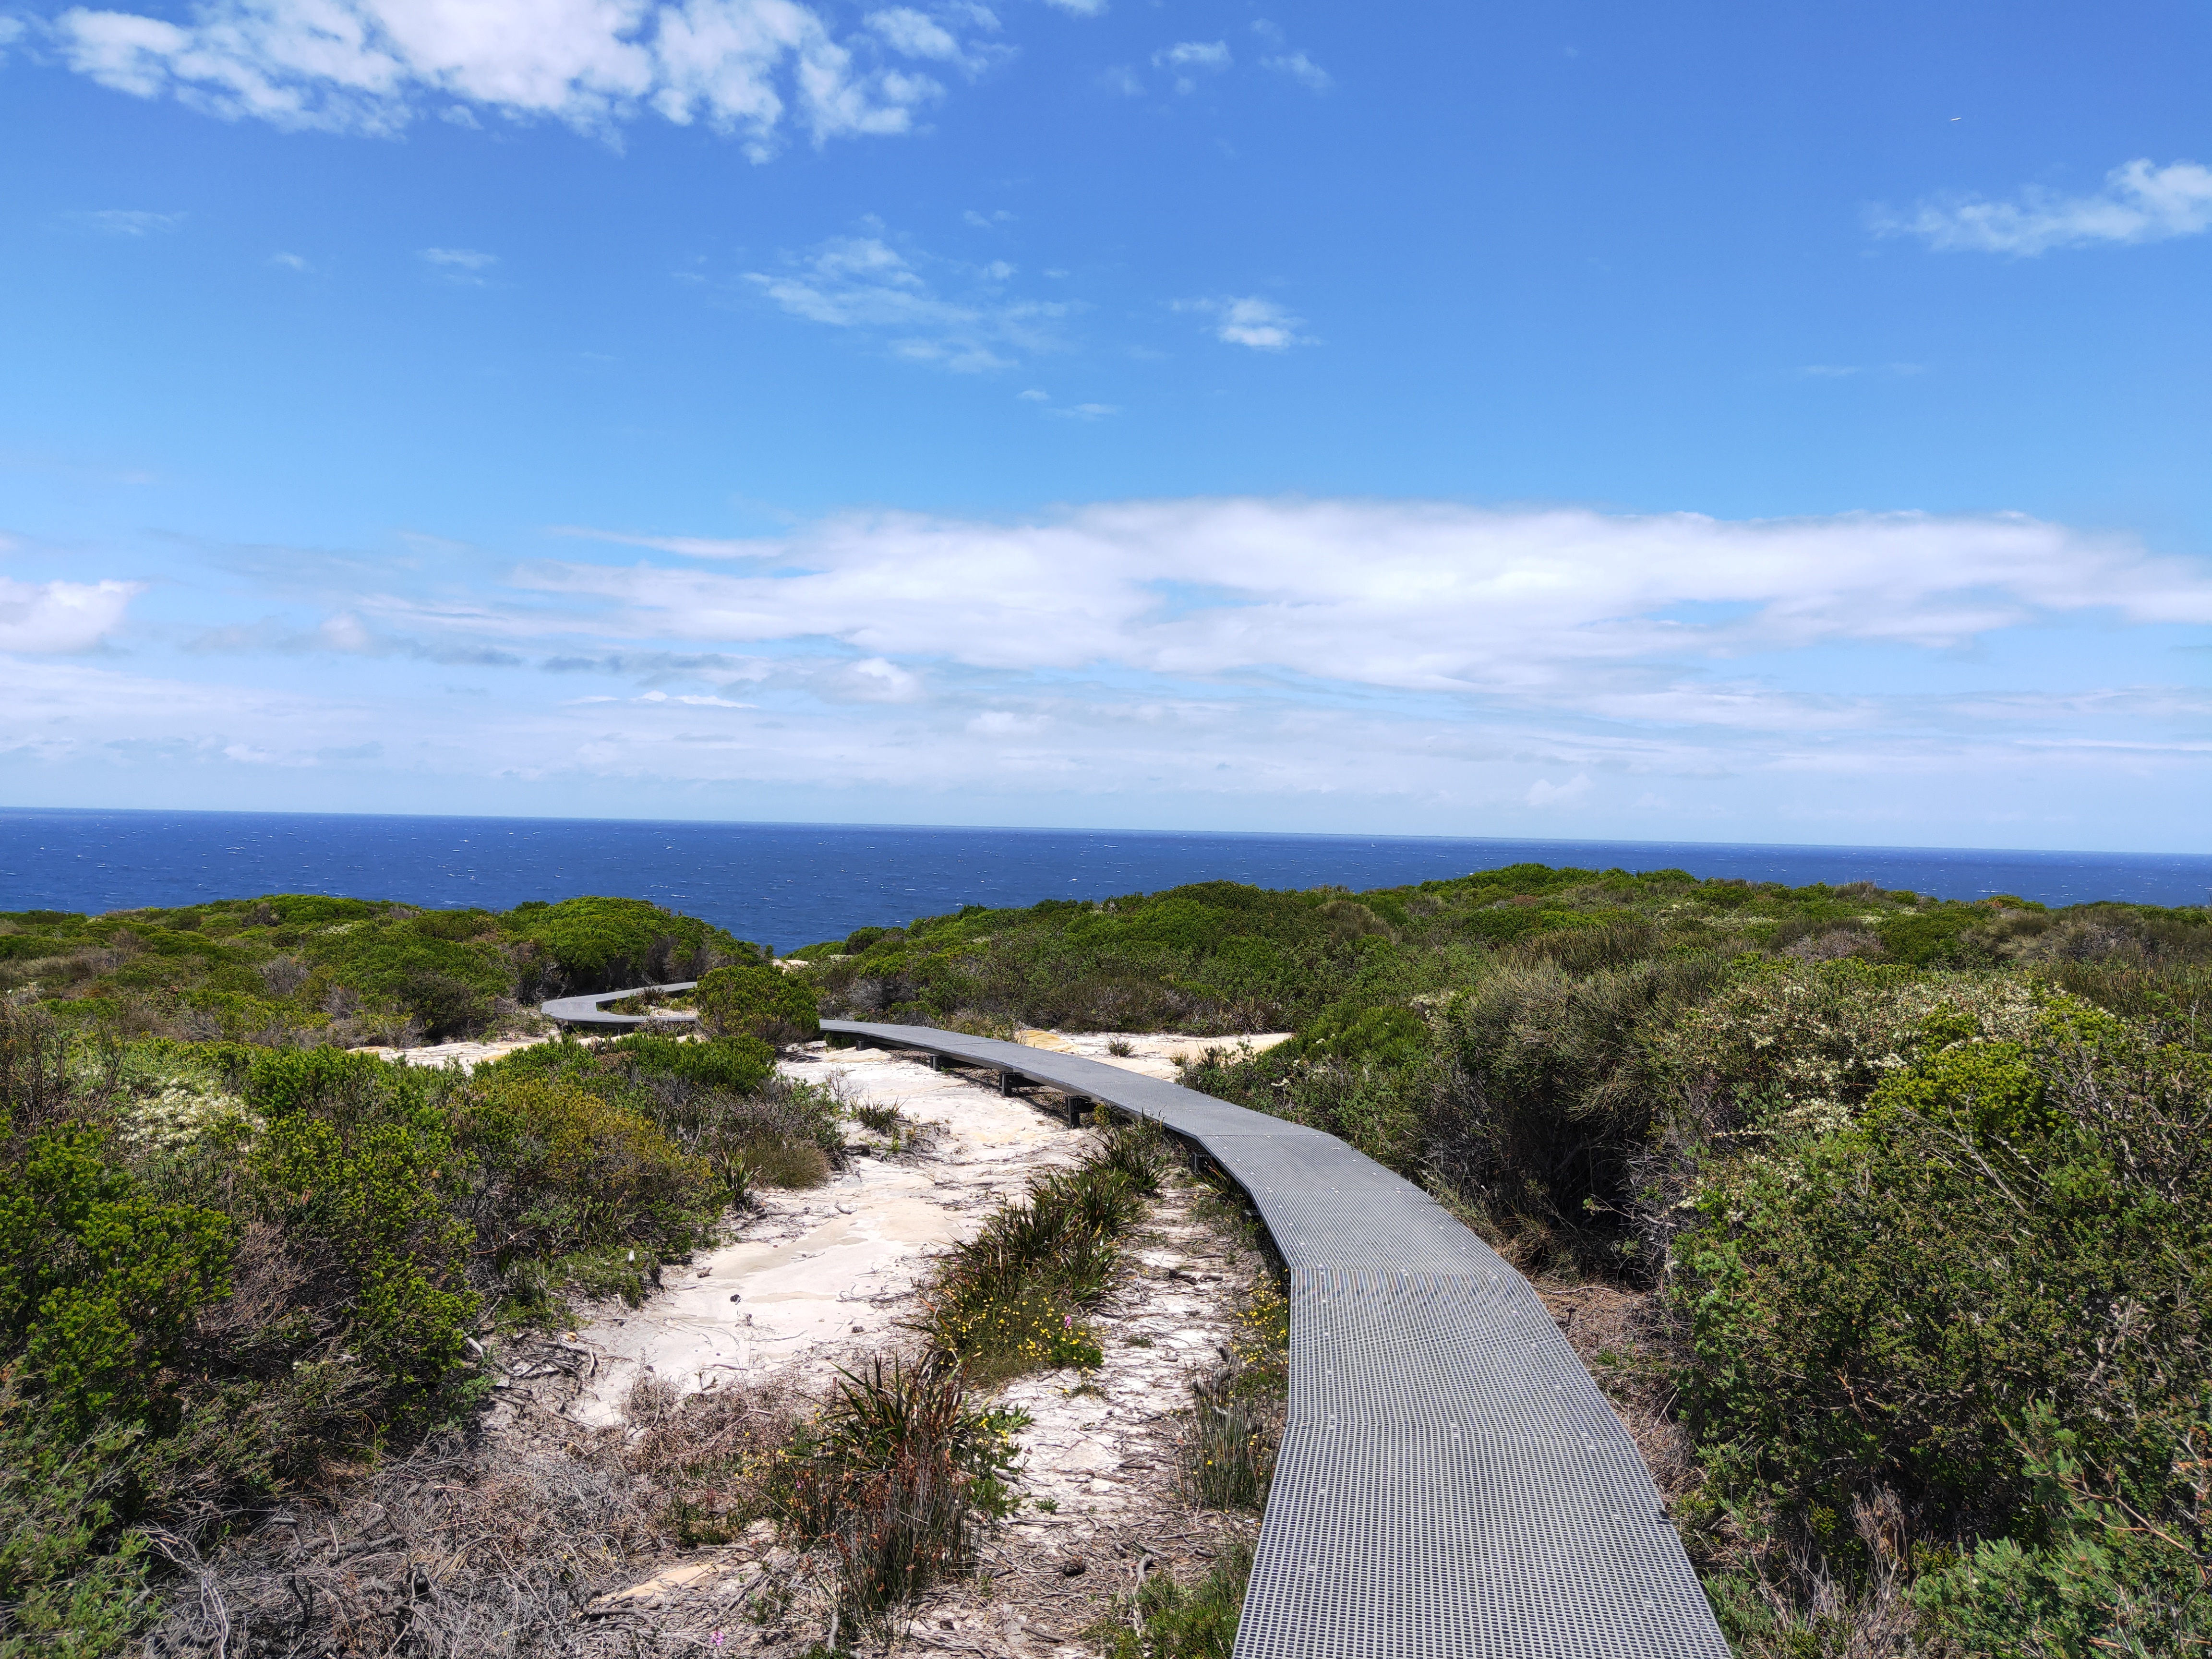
[920, 1122, 1165, 1384]
[772, 1357, 1026, 1623]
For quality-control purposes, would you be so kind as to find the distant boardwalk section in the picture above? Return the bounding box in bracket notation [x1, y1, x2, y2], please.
[541, 981, 701, 1028]
[818, 1019, 1728, 1659]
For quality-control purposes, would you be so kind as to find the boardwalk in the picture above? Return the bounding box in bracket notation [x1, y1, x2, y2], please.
[820, 1021, 1726, 1659]
[543, 988, 1727, 1658]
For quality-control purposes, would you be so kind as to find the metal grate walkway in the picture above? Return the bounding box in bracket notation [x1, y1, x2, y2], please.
[818, 1020, 1727, 1659]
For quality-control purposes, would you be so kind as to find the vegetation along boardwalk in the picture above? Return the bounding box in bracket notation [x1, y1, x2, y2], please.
[815, 1019, 1729, 1659]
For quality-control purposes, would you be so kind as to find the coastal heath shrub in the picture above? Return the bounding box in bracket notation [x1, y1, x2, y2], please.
[245, 1049, 478, 1415]
[0, 1130, 231, 1434]
[452, 1074, 717, 1262]
[696, 961, 820, 1047]
[1671, 1005, 2212, 1600]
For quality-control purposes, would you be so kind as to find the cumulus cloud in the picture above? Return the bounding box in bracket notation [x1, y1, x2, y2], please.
[0, 577, 143, 653]
[1876, 157, 2212, 255]
[745, 230, 1067, 370]
[50, 0, 994, 156]
[1176, 294, 1311, 350]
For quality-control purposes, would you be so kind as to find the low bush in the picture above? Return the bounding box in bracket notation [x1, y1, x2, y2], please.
[697, 961, 822, 1047]
[452, 1075, 719, 1266]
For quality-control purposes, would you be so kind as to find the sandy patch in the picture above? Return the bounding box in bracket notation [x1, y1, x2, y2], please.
[347, 1036, 546, 1069]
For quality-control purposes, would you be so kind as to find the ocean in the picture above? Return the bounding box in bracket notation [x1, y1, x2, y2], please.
[2, 808, 2207, 953]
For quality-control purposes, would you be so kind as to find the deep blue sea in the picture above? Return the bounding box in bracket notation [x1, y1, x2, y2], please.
[2, 809, 2207, 953]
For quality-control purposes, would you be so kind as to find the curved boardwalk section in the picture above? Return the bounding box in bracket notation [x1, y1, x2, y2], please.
[542, 981, 701, 1029]
[821, 1020, 1727, 1659]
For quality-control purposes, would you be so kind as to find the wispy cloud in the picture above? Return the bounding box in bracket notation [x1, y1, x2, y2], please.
[1260, 49, 1329, 90]
[50, 0, 997, 158]
[745, 229, 1067, 370]
[1153, 38, 1228, 92]
[418, 247, 498, 286]
[1875, 157, 2212, 255]
[71, 208, 185, 236]
[1176, 294, 1312, 350]
[12, 500, 2212, 837]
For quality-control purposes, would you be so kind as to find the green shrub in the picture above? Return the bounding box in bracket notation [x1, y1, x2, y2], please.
[604, 1032, 775, 1094]
[696, 961, 821, 1046]
[1671, 1007, 2212, 1569]
[0, 1130, 232, 1435]
[0, 1392, 153, 1659]
[454, 1076, 718, 1264]
[505, 896, 754, 991]
[247, 1054, 479, 1417]
[923, 1131, 1156, 1383]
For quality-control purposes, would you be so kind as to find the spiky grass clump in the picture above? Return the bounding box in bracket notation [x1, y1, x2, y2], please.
[773, 1357, 1027, 1620]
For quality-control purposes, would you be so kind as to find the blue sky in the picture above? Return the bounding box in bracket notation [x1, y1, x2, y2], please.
[2, 0, 2209, 849]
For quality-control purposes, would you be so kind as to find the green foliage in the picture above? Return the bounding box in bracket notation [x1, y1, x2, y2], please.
[0, 1131, 231, 1435]
[1912, 1400, 2212, 1658]
[0, 891, 754, 1044]
[696, 960, 821, 1046]
[604, 1031, 775, 1094]
[0, 1391, 152, 1659]
[1091, 1541, 1254, 1659]
[452, 1075, 718, 1265]
[1671, 1009, 2212, 1566]
[504, 895, 755, 991]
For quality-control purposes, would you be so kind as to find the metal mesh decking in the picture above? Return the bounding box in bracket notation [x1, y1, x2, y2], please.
[821, 1021, 1727, 1659]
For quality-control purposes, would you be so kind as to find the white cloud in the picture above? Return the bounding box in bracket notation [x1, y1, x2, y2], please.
[0, 16, 23, 59]
[72, 208, 185, 236]
[15, 500, 2212, 839]
[745, 230, 1067, 370]
[1876, 157, 2212, 255]
[1049, 401, 1117, 419]
[1154, 39, 1228, 70]
[1017, 387, 1048, 401]
[527, 500, 2212, 697]
[0, 577, 144, 652]
[1177, 294, 1312, 350]
[51, 0, 988, 155]
[420, 246, 496, 268]
[271, 250, 312, 271]
[419, 246, 499, 286]
[1261, 49, 1328, 90]
[1152, 38, 1226, 92]
[1096, 63, 1140, 96]
[1039, 0, 1103, 13]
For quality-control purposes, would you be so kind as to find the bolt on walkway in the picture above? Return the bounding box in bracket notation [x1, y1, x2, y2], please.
[819, 1020, 1727, 1659]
